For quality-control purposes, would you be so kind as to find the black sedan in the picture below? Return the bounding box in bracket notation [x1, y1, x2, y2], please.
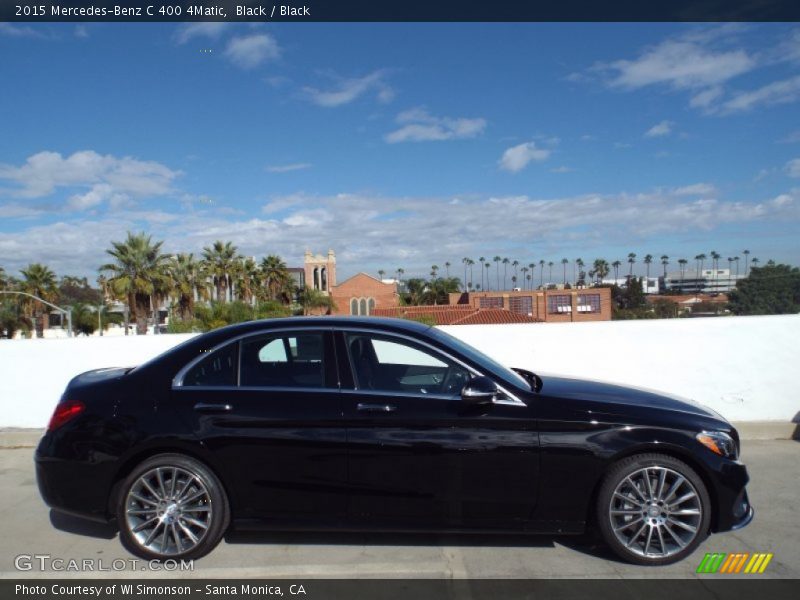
[35, 317, 752, 565]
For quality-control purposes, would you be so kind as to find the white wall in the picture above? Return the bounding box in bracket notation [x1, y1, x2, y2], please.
[0, 315, 797, 428]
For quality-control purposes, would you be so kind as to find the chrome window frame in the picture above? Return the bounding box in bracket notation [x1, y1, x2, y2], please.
[171, 325, 526, 408]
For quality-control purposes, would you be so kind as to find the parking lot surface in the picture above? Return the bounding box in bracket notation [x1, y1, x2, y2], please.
[1, 441, 797, 579]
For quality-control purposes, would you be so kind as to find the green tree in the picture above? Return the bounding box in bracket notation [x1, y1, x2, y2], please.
[728, 263, 800, 315]
[259, 254, 293, 303]
[298, 287, 336, 315]
[101, 232, 170, 335]
[20, 263, 59, 338]
[202, 240, 240, 303]
[169, 253, 206, 322]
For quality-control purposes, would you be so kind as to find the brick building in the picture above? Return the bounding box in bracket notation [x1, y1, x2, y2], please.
[448, 287, 612, 322]
[329, 272, 400, 316]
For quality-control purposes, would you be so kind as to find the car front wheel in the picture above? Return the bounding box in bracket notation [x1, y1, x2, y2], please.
[116, 453, 229, 561]
[597, 453, 711, 565]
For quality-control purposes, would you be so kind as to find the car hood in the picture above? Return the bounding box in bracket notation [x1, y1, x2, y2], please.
[536, 374, 726, 421]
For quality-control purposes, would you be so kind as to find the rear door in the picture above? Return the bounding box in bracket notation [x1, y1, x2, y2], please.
[172, 328, 347, 524]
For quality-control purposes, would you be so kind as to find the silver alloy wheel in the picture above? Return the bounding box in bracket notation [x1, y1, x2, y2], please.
[124, 466, 212, 556]
[608, 466, 702, 558]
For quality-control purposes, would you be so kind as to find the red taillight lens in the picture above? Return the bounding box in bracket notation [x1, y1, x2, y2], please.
[47, 400, 85, 431]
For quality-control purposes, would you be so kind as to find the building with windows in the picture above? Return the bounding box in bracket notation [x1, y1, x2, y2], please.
[330, 272, 400, 316]
[303, 249, 336, 295]
[664, 269, 743, 294]
[448, 287, 612, 322]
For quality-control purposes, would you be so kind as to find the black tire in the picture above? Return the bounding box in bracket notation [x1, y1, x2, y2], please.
[116, 453, 230, 561]
[596, 453, 711, 566]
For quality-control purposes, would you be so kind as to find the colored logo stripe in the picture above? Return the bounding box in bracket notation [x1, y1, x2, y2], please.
[697, 552, 773, 574]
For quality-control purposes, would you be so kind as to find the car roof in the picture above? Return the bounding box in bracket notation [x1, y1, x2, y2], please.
[209, 316, 434, 337]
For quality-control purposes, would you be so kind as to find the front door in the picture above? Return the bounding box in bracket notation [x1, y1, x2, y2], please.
[338, 330, 539, 530]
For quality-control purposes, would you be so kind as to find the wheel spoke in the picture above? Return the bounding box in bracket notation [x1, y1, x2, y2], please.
[625, 476, 647, 502]
[613, 517, 643, 532]
[182, 516, 209, 530]
[181, 506, 211, 513]
[656, 524, 666, 555]
[611, 509, 641, 515]
[130, 492, 158, 506]
[671, 491, 697, 506]
[643, 469, 655, 500]
[170, 468, 178, 499]
[662, 475, 685, 503]
[671, 508, 701, 516]
[171, 523, 183, 553]
[643, 525, 654, 555]
[140, 477, 161, 501]
[667, 517, 697, 533]
[156, 468, 168, 499]
[663, 523, 686, 548]
[182, 489, 206, 505]
[656, 469, 667, 500]
[178, 520, 199, 544]
[143, 520, 163, 547]
[127, 508, 156, 516]
[626, 522, 647, 547]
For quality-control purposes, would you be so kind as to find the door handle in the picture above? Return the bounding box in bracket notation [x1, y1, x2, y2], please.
[357, 403, 397, 413]
[193, 402, 233, 413]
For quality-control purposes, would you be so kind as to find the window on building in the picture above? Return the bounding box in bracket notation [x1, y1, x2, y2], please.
[577, 294, 601, 313]
[547, 294, 572, 314]
[479, 296, 504, 309]
[350, 298, 358, 315]
[240, 333, 325, 388]
[368, 298, 375, 314]
[359, 298, 367, 316]
[509, 296, 533, 316]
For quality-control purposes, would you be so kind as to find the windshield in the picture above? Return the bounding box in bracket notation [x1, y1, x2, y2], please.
[431, 328, 531, 391]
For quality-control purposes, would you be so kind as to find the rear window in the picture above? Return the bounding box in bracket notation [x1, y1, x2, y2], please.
[182, 343, 238, 387]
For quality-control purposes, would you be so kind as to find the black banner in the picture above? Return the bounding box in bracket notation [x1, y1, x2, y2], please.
[3, 579, 800, 600]
[2, 0, 800, 23]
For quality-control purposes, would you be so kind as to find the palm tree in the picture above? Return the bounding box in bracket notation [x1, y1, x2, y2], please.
[491, 256, 500, 291]
[20, 263, 58, 338]
[235, 257, 260, 306]
[710, 250, 721, 291]
[430, 265, 439, 281]
[478, 257, 486, 290]
[0, 266, 7, 290]
[260, 255, 290, 302]
[502, 257, 509, 290]
[547, 261, 554, 286]
[593, 258, 609, 285]
[661, 255, 669, 278]
[576, 258, 585, 286]
[485, 262, 491, 289]
[743, 249, 750, 276]
[751, 257, 759, 269]
[537, 260, 544, 287]
[695, 254, 707, 292]
[397, 268, 405, 284]
[101, 232, 170, 335]
[511, 275, 517, 289]
[378, 269, 385, 281]
[202, 240, 239, 303]
[678, 258, 688, 292]
[561, 258, 568, 285]
[461, 258, 470, 292]
[169, 253, 205, 321]
[444, 261, 451, 278]
[644, 254, 653, 281]
[521, 267, 529, 290]
[512, 260, 519, 283]
[627, 252, 637, 278]
[298, 287, 335, 316]
[612, 260, 621, 281]
[734, 256, 740, 277]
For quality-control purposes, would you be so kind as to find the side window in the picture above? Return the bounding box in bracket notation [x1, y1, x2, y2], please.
[182, 343, 238, 387]
[345, 333, 471, 396]
[241, 333, 325, 388]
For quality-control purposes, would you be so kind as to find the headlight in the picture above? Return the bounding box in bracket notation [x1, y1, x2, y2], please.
[696, 431, 738, 459]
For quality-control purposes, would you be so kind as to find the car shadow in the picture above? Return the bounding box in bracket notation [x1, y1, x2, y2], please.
[792, 411, 800, 441]
[224, 529, 619, 561]
[49, 509, 118, 540]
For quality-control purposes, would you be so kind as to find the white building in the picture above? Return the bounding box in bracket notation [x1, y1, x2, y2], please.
[665, 268, 743, 294]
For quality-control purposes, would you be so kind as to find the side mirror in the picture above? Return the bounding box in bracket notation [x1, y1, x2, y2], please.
[461, 376, 498, 404]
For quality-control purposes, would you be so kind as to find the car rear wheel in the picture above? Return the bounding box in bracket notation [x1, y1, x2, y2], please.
[116, 453, 229, 561]
[596, 453, 711, 565]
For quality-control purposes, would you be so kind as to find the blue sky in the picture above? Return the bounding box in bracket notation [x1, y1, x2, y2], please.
[0, 22, 799, 282]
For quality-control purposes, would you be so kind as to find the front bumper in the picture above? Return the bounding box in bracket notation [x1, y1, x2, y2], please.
[709, 458, 753, 533]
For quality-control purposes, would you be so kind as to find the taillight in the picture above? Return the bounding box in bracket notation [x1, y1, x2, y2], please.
[47, 400, 85, 431]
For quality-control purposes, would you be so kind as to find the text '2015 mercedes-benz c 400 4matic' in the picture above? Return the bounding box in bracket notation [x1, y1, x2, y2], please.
[35, 317, 753, 565]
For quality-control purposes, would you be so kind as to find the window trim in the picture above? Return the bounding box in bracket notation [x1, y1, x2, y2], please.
[335, 327, 525, 407]
[172, 327, 334, 389]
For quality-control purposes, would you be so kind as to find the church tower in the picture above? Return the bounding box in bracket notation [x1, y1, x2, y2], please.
[304, 249, 336, 295]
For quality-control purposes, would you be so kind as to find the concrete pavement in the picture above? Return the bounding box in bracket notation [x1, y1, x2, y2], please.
[1, 440, 797, 579]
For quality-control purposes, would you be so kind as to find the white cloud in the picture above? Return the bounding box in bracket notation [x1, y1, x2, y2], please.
[2, 187, 797, 279]
[644, 120, 674, 138]
[550, 166, 574, 173]
[385, 109, 486, 143]
[690, 86, 724, 108]
[778, 130, 800, 144]
[673, 183, 716, 196]
[224, 33, 280, 69]
[605, 39, 755, 91]
[303, 71, 393, 107]
[174, 22, 229, 45]
[74, 25, 89, 39]
[0, 150, 181, 209]
[786, 158, 800, 178]
[0, 23, 44, 38]
[266, 163, 312, 173]
[498, 142, 550, 172]
[721, 75, 800, 113]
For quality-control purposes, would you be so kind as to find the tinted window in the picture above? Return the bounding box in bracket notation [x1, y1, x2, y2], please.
[345, 333, 470, 396]
[240, 333, 325, 388]
[182, 343, 238, 387]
